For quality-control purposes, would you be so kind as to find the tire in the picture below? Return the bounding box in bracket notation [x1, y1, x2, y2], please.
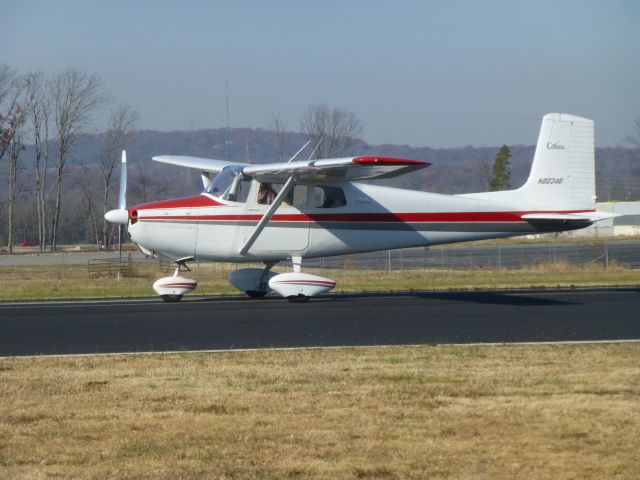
[287, 294, 309, 303]
[161, 294, 183, 303]
[246, 290, 268, 298]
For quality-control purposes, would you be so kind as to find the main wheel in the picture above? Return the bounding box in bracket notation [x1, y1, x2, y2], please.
[245, 290, 268, 298]
[287, 294, 310, 303]
[161, 294, 183, 303]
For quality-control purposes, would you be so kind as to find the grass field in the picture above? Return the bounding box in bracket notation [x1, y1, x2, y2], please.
[0, 261, 638, 301]
[1, 343, 638, 479]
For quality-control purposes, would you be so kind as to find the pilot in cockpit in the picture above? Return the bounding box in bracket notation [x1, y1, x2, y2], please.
[257, 182, 276, 205]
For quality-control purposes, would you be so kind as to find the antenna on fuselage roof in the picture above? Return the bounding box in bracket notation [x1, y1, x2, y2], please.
[287, 139, 311, 163]
[244, 133, 251, 163]
[285, 137, 323, 164]
[225, 80, 231, 161]
[306, 137, 323, 160]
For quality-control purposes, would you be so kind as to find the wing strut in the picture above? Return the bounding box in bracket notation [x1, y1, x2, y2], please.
[238, 175, 297, 255]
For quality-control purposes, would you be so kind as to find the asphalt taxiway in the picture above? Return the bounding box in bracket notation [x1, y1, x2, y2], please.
[0, 288, 638, 357]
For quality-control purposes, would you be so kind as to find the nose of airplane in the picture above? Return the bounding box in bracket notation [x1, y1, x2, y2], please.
[104, 208, 129, 225]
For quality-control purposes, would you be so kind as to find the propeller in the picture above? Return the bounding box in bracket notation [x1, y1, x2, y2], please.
[118, 150, 127, 210]
[104, 150, 128, 260]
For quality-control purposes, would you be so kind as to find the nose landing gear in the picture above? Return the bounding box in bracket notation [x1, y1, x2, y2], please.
[153, 257, 197, 303]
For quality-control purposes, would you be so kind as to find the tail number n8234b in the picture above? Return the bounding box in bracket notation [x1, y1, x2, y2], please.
[538, 177, 564, 184]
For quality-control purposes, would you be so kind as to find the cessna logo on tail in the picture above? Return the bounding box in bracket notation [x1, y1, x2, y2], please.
[546, 141, 565, 150]
[538, 177, 564, 184]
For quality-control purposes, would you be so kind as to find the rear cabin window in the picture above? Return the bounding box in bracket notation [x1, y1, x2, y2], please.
[312, 186, 347, 208]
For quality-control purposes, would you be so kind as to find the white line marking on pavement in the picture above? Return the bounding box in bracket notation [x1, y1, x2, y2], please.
[1, 339, 638, 360]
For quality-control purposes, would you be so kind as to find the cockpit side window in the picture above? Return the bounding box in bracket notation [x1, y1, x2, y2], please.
[312, 186, 347, 208]
[257, 182, 277, 205]
[257, 183, 309, 208]
[227, 178, 251, 203]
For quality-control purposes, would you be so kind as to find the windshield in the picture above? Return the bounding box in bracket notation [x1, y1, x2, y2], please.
[208, 166, 249, 202]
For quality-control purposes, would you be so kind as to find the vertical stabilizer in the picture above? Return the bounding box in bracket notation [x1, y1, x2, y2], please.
[460, 113, 595, 211]
[522, 113, 595, 210]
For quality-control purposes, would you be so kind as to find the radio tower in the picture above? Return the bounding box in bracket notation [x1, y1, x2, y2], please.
[225, 80, 231, 161]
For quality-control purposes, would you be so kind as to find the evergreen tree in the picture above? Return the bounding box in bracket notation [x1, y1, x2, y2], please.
[489, 145, 511, 191]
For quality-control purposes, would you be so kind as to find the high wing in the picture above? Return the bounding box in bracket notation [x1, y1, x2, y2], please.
[242, 156, 430, 182]
[153, 155, 246, 173]
[153, 155, 430, 181]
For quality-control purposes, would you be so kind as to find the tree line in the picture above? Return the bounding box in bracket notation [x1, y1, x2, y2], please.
[2, 63, 638, 252]
[0, 65, 139, 252]
[0, 65, 366, 252]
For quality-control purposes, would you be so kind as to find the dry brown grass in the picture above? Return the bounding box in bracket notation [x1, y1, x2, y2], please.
[1, 343, 638, 479]
[0, 261, 637, 301]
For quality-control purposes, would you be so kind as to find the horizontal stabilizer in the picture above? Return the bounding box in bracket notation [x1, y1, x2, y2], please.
[522, 212, 620, 222]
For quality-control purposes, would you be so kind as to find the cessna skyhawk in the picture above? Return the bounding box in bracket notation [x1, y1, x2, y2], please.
[106, 113, 611, 302]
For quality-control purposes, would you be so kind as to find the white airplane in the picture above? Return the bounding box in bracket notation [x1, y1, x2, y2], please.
[106, 113, 613, 302]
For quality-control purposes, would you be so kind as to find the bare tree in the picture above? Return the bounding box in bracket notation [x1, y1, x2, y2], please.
[0, 65, 12, 102]
[269, 114, 288, 161]
[99, 105, 139, 249]
[626, 117, 640, 148]
[26, 71, 52, 251]
[0, 65, 27, 164]
[78, 159, 100, 247]
[3, 72, 29, 253]
[300, 103, 364, 159]
[475, 154, 492, 191]
[7, 101, 29, 253]
[132, 164, 151, 203]
[49, 69, 107, 251]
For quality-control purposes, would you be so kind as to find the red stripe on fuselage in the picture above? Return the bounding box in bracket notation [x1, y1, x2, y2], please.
[132, 194, 223, 211]
[136, 210, 594, 223]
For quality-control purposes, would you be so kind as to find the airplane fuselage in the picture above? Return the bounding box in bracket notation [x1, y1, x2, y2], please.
[128, 180, 589, 262]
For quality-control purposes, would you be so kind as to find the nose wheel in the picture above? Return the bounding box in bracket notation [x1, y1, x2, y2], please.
[161, 294, 183, 303]
[287, 294, 310, 303]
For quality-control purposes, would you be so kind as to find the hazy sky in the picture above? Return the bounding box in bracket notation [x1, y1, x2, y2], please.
[4, 0, 640, 148]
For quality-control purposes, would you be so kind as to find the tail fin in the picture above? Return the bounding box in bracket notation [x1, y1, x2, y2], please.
[520, 113, 595, 210]
[461, 113, 595, 212]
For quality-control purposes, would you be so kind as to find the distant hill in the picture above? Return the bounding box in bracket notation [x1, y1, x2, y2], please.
[3, 127, 639, 245]
[56, 126, 640, 198]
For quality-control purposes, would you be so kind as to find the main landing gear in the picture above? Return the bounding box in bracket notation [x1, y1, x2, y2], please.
[152, 257, 197, 303]
[228, 261, 278, 299]
[152, 257, 336, 303]
[228, 257, 336, 302]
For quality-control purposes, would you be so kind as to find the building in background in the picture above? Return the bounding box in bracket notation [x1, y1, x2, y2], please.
[571, 202, 640, 237]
